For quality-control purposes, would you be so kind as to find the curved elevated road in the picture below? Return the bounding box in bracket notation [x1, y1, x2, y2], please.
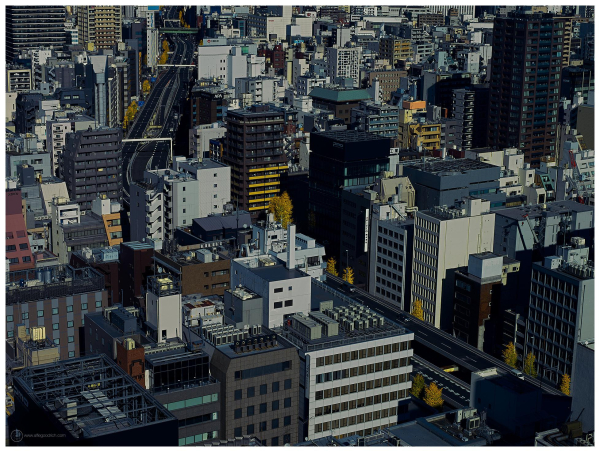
[123, 6, 194, 201]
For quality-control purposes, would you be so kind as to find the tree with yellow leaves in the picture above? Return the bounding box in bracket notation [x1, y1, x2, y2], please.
[123, 101, 138, 129]
[411, 299, 424, 321]
[326, 257, 338, 277]
[523, 352, 538, 378]
[411, 373, 425, 398]
[342, 267, 354, 284]
[559, 374, 571, 396]
[502, 342, 518, 369]
[143, 80, 151, 94]
[162, 39, 169, 52]
[423, 382, 444, 411]
[268, 191, 293, 229]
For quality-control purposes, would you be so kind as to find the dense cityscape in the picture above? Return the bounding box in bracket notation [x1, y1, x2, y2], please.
[4, 4, 595, 447]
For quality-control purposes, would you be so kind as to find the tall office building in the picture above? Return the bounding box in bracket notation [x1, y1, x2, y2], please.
[488, 12, 567, 167]
[6, 6, 67, 64]
[77, 6, 123, 50]
[326, 46, 362, 88]
[308, 131, 391, 262]
[411, 197, 496, 331]
[525, 239, 594, 385]
[223, 105, 287, 216]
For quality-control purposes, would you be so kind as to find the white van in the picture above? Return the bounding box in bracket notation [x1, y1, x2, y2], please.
[510, 369, 525, 380]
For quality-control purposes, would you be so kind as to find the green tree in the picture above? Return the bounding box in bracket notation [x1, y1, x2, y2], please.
[411, 299, 424, 321]
[268, 191, 293, 229]
[560, 374, 571, 396]
[523, 352, 538, 378]
[342, 267, 354, 284]
[411, 373, 425, 399]
[502, 342, 518, 369]
[326, 257, 339, 277]
[423, 382, 444, 411]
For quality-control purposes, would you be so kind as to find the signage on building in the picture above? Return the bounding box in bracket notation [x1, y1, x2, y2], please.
[364, 209, 369, 252]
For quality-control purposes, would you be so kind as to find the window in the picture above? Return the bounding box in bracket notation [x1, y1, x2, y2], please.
[247, 387, 255, 398]
[284, 434, 291, 445]
[68, 351, 75, 358]
[19, 243, 28, 250]
[7, 331, 14, 338]
[53, 323, 59, 330]
[37, 310, 44, 317]
[284, 379, 292, 390]
[54, 338, 60, 345]
[247, 424, 255, 435]
[274, 301, 283, 309]
[234, 389, 242, 400]
[95, 301, 102, 308]
[6, 314, 13, 323]
[274, 287, 283, 293]
[183, 187, 186, 191]
[285, 300, 293, 307]
[284, 415, 291, 426]
[234, 427, 242, 437]
[260, 384, 268, 395]
[247, 405, 255, 416]
[67, 320, 74, 328]
[183, 209, 186, 214]
[234, 408, 242, 419]
[183, 198, 186, 202]
[272, 381, 280, 392]
[82, 303, 88, 310]
[22, 256, 31, 263]
[284, 397, 291, 408]
[52, 308, 59, 315]
[68, 336, 74, 343]
[67, 305, 73, 313]
[272, 400, 279, 411]
[272, 419, 279, 429]
[271, 437, 279, 447]
[259, 421, 267, 432]
[260, 403, 267, 414]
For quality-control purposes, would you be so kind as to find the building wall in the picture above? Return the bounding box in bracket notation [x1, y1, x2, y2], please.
[303, 333, 414, 440]
[571, 342, 594, 433]
[210, 344, 299, 445]
[7, 290, 108, 360]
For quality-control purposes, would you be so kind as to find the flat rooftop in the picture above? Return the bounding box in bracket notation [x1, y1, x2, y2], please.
[313, 129, 387, 143]
[403, 158, 498, 175]
[13, 354, 175, 440]
[496, 199, 594, 221]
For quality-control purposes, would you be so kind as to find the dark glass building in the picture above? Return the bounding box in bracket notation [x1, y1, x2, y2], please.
[307, 130, 391, 262]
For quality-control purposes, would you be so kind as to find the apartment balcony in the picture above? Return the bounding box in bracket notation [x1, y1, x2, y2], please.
[145, 209, 161, 224]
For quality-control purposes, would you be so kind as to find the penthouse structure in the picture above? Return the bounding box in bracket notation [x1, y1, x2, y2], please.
[281, 301, 414, 441]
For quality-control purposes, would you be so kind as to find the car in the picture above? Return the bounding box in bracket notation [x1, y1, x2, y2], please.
[349, 288, 356, 293]
[510, 369, 525, 380]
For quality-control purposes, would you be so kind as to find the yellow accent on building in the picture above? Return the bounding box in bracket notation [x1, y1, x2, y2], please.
[102, 212, 123, 246]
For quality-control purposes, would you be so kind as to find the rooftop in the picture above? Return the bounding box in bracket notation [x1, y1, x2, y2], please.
[13, 354, 175, 440]
[313, 129, 389, 143]
[495, 199, 594, 221]
[403, 158, 498, 175]
[309, 86, 371, 102]
[6, 264, 105, 305]
[193, 211, 251, 232]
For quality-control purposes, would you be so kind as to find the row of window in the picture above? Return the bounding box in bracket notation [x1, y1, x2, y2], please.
[163, 393, 218, 411]
[8, 301, 100, 322]
[315, 358, 411, 383]
[314, 407, 399, 434]
[233, 419, 292, 439]
[234, 398, 292, 419]
[316, 375, 409, 400]
[178, 430, 218, 446]
[7, 256, 31, 264]
[178, 412, 218, 427]
[315, 389, 408, 417]
[234, 379, 292, 400]
[234, 361, 292, 380]
[315, 342, 410, 367]
[6, 243, 28, 252]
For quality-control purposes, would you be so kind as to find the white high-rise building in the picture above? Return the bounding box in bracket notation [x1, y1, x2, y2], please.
[411, 197, 495, 329]
[326, 46, 362, 88]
